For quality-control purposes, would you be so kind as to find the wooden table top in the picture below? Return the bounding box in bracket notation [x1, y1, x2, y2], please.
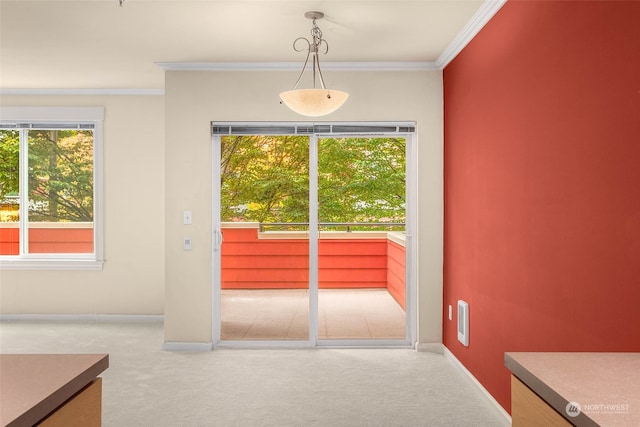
[0, 353, 109, 427]
[506, 352, 640, 427]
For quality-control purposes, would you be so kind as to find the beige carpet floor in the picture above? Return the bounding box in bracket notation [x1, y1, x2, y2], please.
[0, 320, 509, 427]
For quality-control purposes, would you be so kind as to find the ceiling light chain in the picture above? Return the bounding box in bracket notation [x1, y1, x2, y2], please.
[309, 17, 324, 54]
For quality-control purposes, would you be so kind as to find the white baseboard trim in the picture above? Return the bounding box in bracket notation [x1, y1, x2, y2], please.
[415, 342, 445, 354]
[443, 347, 512, 426]
[0, 313, 164, 323]
[162, 341, 214, 352]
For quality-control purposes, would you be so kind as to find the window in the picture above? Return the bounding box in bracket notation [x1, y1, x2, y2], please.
[0, 107, 103, 270]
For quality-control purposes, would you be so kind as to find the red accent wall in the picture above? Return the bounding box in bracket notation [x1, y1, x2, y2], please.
[443, 0, 640, 413]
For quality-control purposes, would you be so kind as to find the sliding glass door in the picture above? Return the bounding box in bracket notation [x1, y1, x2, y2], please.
[212, 123, 415, 347]
[317, 136, 407, 341]
[217, 135, 310, 341]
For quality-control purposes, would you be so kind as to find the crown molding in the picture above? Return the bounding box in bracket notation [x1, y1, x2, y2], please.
[2, 0, 504, 94]
[0, 88, 164, 96]
[156, 61, 439, 72]
[158, 0, 506, 75]
[436, 0, 507, 68]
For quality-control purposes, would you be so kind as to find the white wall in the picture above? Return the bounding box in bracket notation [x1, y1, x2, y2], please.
[0, 95, 165, 315]
[164, 70, 443, 345]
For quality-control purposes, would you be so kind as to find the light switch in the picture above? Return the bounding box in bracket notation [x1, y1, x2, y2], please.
[183, 236, 192, 251]
[183, 211, 192, 225]
[448, 305, 452, 320]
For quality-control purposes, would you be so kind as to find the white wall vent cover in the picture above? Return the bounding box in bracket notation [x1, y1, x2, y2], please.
[457, 300, 469, 347]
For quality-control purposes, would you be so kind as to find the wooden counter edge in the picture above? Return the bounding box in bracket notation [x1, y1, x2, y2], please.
[505, 352, 598, 427]
[5, 354, 109, 427]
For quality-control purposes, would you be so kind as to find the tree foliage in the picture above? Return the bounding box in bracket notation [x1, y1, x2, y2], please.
[222, 135, 309, 223]
[221, 135, 405, 228]
[0, 130, 20, 199]
[318, 137, 405, 224]
[29, 130, 94, 222]
[0, 129, 93, 222]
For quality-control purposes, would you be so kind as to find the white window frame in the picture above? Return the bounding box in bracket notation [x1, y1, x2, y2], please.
[0, 107, 104, 270]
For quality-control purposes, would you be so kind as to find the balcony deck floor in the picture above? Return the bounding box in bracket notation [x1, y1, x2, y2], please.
[221, 289, 406, 341]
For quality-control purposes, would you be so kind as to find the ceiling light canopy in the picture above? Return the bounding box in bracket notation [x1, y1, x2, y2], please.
[279, 12, 349, 117]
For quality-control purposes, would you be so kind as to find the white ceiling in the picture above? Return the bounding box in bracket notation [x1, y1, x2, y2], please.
[0, 0, 492, 90]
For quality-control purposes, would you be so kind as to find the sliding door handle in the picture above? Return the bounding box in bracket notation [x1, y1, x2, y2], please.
[214, 229, 224, 251]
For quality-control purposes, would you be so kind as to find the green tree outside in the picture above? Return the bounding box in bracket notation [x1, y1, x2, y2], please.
[28, 130, 94, 222]
[221, 135, 309, 224]
[0, 129, 93, 223]
[221, 135, 405, 230]
[0, 130, 20, 199]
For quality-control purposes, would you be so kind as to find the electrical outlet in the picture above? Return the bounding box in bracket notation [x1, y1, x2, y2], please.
[183, 236, 192, 251]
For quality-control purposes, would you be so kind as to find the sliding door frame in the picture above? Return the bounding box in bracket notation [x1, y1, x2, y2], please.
[211, 122, 417, 349]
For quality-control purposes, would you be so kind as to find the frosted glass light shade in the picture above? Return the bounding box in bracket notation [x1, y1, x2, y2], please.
[279, 88, 349, 117]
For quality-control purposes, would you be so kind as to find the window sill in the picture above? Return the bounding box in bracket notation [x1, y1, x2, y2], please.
[0, 258, 104, 271]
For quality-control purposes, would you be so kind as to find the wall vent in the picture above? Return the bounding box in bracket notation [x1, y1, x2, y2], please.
[457, 300, 469, 347]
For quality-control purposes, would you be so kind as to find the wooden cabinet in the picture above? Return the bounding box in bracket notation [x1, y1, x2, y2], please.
[511, 375, 572, 427]
[0, 354, 108, 427]
[39, 378, 102, 427]
[506, 352, 640, 427]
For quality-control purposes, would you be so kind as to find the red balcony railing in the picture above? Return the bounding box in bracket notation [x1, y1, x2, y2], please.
[0, 222, 93, 254]
[221, 223, 406, 309]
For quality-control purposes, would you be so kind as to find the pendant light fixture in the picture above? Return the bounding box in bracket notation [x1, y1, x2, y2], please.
[279, 11, 349, 117]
